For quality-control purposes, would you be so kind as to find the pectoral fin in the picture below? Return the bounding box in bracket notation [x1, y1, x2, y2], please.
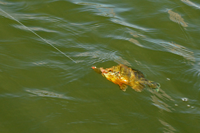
[131, 84, 145, 92]
[119, 84, 127, 91]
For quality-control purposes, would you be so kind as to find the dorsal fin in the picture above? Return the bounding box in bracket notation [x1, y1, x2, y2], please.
[131, 68, 145, 78]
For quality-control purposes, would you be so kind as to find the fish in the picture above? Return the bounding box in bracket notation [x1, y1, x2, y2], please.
[92, 64, 160, 92]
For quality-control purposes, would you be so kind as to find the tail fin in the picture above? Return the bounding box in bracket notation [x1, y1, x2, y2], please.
[141, 80, 160, 92]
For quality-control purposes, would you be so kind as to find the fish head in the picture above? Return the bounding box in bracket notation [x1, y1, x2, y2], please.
[100, 68, 126, 85]
[91, 66, 115, 75]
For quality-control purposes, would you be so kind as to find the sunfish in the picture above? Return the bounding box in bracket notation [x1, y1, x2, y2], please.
[92, 64, 160, 92]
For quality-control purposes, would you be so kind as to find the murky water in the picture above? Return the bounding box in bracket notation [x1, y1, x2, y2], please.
[0, 0, 200, 132]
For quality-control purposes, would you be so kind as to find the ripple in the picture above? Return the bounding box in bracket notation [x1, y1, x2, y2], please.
[129, 38, 143, 47]
[13, 25, 58, 33]
[0, 1, 9, 5]
[151, 89, 175, 112]
[179, 53, 200, 87]
[159, 119, 177, 132]
[75, 50, 131, 66]
[111, 18, 151, 31]
[181, 0, 200, 9]
[162, 42, 195, 63]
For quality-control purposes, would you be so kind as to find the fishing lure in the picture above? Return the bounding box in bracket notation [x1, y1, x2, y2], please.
[92, 64, 160, 92]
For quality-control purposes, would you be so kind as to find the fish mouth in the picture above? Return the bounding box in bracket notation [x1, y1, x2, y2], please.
[91, 66, 108, 74]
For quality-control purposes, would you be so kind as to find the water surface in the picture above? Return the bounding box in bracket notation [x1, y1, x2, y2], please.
[0, 0, 200, 132]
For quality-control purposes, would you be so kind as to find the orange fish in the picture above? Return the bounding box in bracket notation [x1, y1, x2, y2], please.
[92, 64, 160, 92]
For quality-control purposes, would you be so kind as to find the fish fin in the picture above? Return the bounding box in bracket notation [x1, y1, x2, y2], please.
[155, 88, 159, 92]
[131, 84, 145, 92]
[119, 84, 127, 91]
[144, 80, 160, 92]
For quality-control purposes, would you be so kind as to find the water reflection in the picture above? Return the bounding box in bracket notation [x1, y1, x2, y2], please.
[111, 18, 150, 31]
[181, 0, 200, 9]
[130, 31, 146, 38]
[150, 89, 175, 112]
[114, 56, 131, 66]
[25, 89, 74, 100]
[0, 1, 7, 5]
[32, 61, 47, 66]
[75, 50, 131, 66]
[168, 10, 188, 28]
[159, 119, 177, 133]
[74, 1, 116, 18]
[96, 7, 116, 18]
[162, 42, 195, 63]
[180, 53, 200, 87]
[14, 25, 57, 33]
[152, 96, 174, 112]
[129, 38, 143, 47]
[75, 0, 150, 31]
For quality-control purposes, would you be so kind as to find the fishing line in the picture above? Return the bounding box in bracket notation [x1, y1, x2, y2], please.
[0, 7, 77, 63]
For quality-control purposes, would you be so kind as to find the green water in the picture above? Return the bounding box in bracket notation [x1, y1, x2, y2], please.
[0, 0, 200, 132]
